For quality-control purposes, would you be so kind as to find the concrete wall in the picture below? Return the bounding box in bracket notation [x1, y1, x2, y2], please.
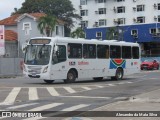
[0, 58, 23, 77]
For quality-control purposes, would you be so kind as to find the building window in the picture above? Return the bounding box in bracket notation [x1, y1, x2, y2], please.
[80, 10, 88, 16]
[80, 0, 87, 5]
[96, 32, 102, 39]
[137, 16, 145, 23]
[137, 5, 145, 12]
[158, 15, 160, 22]
[99, 19, 107, 26]
[117, 6, 125, 13]
[23, 22, 31, 35]
[158, 3, 160, 10]
[56, 26, 59, 35]
[150, 28, 156, 34]
[81, 21, 88, 28]
[117, 18, 125, 25]
[117, 0, 125, 2]
[98, 8, 106, 14]
[98, 0, 106, 3]
[131, 29, 138, 36]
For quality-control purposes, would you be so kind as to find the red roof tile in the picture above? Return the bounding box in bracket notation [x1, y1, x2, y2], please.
[0, 14, 20, 25]
[5, 30, 17, 41]
[0, 13, 64, 26]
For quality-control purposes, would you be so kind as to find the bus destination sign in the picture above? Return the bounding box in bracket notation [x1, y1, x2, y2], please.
[30, 39, 51, 44]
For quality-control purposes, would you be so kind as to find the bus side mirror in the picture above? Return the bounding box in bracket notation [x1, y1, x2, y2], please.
[54, 44, 58, 52]
[22, 44, 27, 53]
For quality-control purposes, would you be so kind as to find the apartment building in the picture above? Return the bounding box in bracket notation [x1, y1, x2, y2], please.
[71, 0, 160, 57]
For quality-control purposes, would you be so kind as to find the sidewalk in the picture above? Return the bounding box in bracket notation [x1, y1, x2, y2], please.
[66, 89, 160, 120]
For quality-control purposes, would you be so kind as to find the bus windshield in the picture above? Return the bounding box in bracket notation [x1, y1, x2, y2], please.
[24, 45, 51, 65]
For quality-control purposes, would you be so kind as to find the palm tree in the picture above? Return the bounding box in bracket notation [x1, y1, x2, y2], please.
[37, 15, 57, 37]
[71, 27, 85, 38]
[106, 27, 117, 40]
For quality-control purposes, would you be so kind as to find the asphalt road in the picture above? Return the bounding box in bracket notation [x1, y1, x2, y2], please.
[0, 70, 160, 120]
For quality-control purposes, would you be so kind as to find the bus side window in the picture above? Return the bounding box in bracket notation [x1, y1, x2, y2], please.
[110, 45, 121, 59]
[68, 43, 82, 58]
[52, 45, 66, 64]
[83, 44, 96, 59]
[97, 45, 109, 59]
[132, 47, 139, 59]
[122, 46, 131, 59]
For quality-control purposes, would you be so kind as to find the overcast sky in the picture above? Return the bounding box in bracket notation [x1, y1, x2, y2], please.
[0, 0, 25, 20]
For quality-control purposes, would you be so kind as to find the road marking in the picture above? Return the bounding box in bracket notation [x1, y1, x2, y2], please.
[46, 87, 60, 96]
[0, 87, 21, 105]
[59, 96, 111, 99]
[96, 85, 104, 88]
[114, 97, 128, 100]
[61, 104, 89, 111]
[28, 103, 64, 111]
[63, 87, 76, 93]
[107, 84, 116, 86]
[7, 103, 39, 110]
[82, 87, 92, 90]
[28, 88, 38, 100]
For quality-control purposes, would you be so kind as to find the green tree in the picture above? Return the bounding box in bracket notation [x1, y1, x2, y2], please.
[12, 0, 80, 36]
[106, 27, 118, 40]
[37, 15, 57, 37]
[71, 27, 85, 38]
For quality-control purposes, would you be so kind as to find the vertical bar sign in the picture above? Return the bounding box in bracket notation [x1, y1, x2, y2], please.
[0, 25, 5, 55]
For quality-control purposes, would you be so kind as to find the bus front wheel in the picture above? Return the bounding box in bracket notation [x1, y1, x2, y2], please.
[111, 68, 123, 80]
[44, 80, 54, 84]
[64, 70, 76, 83]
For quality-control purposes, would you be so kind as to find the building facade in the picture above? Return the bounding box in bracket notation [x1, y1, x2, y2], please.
[71, 0, 160, 57]
[0, 13, 65, 57]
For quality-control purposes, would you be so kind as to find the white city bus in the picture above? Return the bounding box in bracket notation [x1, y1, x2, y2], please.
[23, 37, 140, 83]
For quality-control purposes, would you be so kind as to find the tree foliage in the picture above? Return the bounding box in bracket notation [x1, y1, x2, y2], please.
[106, 27, 118, 40]
[71, 27, 85, 38]
[37, 15, 57, 37]
[12, 0, 80, 29]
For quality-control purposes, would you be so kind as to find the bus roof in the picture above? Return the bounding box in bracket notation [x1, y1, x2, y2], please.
[30, 36, 139, 46]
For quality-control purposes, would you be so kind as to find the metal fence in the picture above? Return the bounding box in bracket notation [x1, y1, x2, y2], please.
[0, 58, 23, 77]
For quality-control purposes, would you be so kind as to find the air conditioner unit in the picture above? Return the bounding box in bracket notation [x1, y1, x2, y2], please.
[95, 11, 98, 14]
[133, 18, 137, 22]
[93, 22, 99, 27]
[113, 7, 116, 12]
[154, 16, 157, 20]
[113, 19, 118, 23]
[133, 7, 136, 11]
[153, 3, 157, 9]
[79, 5, 82, 9]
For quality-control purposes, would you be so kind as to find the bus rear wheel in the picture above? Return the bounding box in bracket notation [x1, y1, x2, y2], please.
[64, 70, 76, 83]
[111, 68, 123, 80]
[44, 80, 54, 84]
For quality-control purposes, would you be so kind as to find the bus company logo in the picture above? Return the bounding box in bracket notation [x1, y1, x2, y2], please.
[110, 59, 126, 69]
[78, 61, 89, 65]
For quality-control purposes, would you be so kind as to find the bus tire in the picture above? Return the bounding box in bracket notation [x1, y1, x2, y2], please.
[44, 80, 54, 84]
[93, 77, 103, 81]
[64, 70, 76, 83]
[111, 68, 123, 80]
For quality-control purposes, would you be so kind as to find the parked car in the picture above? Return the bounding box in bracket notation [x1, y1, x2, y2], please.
[141, 59, 159, 70]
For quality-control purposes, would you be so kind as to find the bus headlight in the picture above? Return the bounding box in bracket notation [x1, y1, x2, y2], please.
[43, 66, 48, 73]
